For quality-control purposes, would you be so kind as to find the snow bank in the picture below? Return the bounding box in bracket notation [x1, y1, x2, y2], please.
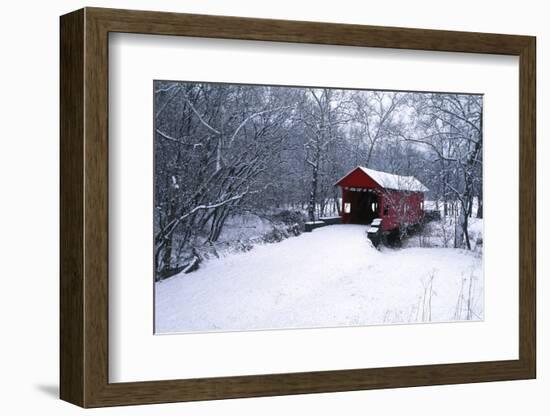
[156, 225, 483, 333]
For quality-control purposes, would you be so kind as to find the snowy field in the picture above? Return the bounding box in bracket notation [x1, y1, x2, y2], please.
[155, 224, 483, 334]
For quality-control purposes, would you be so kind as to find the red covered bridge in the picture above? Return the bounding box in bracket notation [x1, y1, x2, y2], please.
[335, 167, 428, 233]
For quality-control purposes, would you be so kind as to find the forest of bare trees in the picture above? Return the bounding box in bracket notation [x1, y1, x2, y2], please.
[154, 81, 483, 279]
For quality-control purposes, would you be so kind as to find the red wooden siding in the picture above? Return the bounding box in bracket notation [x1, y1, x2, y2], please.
[337, 167, 381, 189]
[336, 167, 426, 232]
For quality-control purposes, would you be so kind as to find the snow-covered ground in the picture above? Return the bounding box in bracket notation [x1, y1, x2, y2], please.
[155, 224, 483, 333]
[403, 216, 483, 251]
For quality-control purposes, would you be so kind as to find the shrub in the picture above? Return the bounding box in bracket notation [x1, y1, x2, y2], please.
[262, 226, 289, 243]
[271, 210, 306, 231]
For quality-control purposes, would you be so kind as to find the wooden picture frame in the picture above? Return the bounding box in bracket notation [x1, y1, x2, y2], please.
[60, 7, 536, 408]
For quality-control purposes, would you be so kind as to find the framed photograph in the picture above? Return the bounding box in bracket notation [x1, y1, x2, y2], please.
[60, 7, 536, 407]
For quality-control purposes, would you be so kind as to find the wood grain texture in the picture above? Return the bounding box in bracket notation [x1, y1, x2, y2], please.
[518, 38, 536, 375]
[59, 8, 84, 407]
[59, 7, 537, 408]
[83, 10, 110, 406]
[88, 7, 532, 55]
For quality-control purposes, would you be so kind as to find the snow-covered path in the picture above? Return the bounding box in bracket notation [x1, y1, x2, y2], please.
[155, 225, 483, 333]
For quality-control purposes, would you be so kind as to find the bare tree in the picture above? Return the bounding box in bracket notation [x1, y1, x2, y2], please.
[154, 82, 296, 276]
[407, 93, 483, 249]
[351, 91, 408, 166]
[153, 82, 483, 280]
[299, 88, 350, 221]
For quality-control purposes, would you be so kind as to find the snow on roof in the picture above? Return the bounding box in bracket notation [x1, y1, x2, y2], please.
[358, 167, 428, 192]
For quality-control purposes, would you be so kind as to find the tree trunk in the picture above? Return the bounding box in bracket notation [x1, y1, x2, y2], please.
[208, 206, 230, 243]
[307, 145, 321, 222]
[462, 210, 471, 250]
[158, 198, 178, 275]
[477, 186, 483, 218]
[454, 210, 463, 248]
[333, 187, 341, 216]
[307, 166, 318, 222]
